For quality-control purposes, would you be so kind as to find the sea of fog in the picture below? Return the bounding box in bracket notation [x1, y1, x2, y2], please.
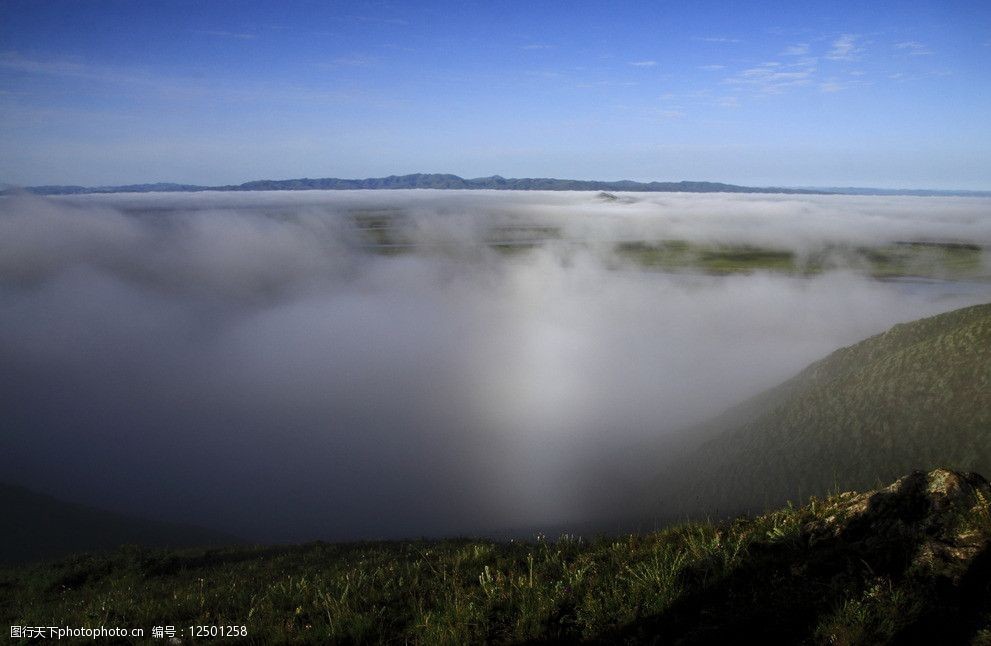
[2, 190, 990, 540]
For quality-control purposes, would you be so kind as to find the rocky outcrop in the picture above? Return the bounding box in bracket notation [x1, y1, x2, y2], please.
[616, 469, 991, 644]
[804, 469, 991, 584]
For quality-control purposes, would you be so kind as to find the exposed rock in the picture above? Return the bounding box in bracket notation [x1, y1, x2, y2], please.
[804, 469, 991, 583]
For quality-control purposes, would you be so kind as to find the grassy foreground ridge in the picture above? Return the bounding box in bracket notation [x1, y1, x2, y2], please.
[5, 469, 991, 644]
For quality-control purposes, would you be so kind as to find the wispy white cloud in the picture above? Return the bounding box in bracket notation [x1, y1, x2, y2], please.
[0, 51, 154, 85]
[894, 41, 933, 56]
[381, 42, 416, 52]
[0, 52, 378, 108]
[524, 69, 566, 79]
[574, 79, 638, 89]
[717, 96, 740, 108]
[657, 89, 712, 104]
[826, 34, 862, 61]
[0, 103, 149, 132]
[698, 64, 725, 71]
[781, 43, 809, 56]
[628, 60, 657, 67]
[521, 44, 553, 50]
[0, 51, 87, 76]
[694, 36, 741, 43]
[818, 69, 873, 93]
[336, 14, 409, 26]
[323, 55, 379, 68]
[888, 69, 954, 82]
[726, 58, 817, 94]
[192, 30, 256, 40]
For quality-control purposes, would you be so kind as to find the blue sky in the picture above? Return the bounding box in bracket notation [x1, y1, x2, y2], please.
[1, 0, 989, 188]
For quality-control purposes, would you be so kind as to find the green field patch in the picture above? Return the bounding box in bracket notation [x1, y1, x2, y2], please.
[696, 246, 797, 273]
[615, 241, 797, 274]
[864, 241, 985, 278]
[615, 239, 987, 279]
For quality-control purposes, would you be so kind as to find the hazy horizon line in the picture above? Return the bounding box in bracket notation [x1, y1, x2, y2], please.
[3, 172, 990, 197]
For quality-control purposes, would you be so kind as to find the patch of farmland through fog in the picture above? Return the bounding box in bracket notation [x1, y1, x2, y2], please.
[1, 190, 989, 541]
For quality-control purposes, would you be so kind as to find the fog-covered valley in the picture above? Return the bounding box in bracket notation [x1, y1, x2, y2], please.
[2, 190, 989, 541]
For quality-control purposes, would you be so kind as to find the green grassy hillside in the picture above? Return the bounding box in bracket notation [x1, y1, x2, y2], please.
[4, 469, 991, 644]
[651, 302, 991, 519]
[0, 483, 238, 565]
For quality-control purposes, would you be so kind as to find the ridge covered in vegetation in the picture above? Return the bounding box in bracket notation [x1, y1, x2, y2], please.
[5, 469, 991, 644]
[651, 302, 991, 520]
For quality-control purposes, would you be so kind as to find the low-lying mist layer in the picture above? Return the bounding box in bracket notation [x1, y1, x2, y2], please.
[2, 190, 989, 541]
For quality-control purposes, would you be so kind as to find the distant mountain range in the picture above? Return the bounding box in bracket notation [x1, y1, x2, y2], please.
[4, 173, 989, 197]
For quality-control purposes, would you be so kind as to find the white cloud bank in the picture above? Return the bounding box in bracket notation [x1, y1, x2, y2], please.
[1, 190, 988, 540]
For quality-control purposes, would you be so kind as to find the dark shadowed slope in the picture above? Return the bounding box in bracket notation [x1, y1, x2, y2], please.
[1, 482, 239, 565]
[650, 302, 991, 519]
[4, 469, 991, 643]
